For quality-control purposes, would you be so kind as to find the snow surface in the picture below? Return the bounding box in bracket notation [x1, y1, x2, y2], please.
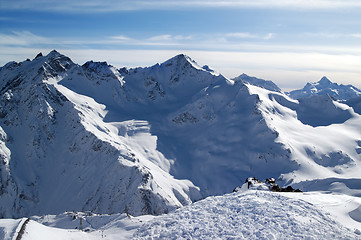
[133, 190, 359, 239]
[21, 220, 89, 240]
[0, 218, 22, 240]
[1, 50, 361, 239]
[247, 84, 361, 187]
[1, 189, 360, 239]
[0, 50, 200, 218]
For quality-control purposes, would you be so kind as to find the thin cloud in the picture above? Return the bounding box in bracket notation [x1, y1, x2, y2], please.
[2, 30, 361, 56]
[147, 34, 193, 41]
[109, 35, 132, 41]
[226, 32, 275, 40]
[351, 33, 361, 38]
[2, 0, 361, 12]
[196, 0, 361, 9]
[264, 33, 275, 40]
[147, 35, 174, 41]
[297, 32, 361, 40]
[106, 34, 193, 46]
[226, 33, 258, 39]
[108, 35, 133, 42]
[0, 31, 53, 45]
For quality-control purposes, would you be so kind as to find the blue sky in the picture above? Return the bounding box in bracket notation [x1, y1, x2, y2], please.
[1, 0, 361, 90]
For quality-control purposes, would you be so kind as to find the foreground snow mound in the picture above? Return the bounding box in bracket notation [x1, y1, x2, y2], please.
[1, 190, 360, 239]
[133, 191, 358, 239]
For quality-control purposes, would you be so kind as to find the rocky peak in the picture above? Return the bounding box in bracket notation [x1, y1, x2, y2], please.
[233, 73, 281, 92]
[34, 52, 43, 59]
[82, 61, 110, 72]
[317, 76, 332, 86]
[160, 54, 201, 71]
[288, 76, 361, 100]
[43, 50, 73, 68]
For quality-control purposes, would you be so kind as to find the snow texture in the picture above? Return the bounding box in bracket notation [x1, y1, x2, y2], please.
[1, 189, 360, 239]
[0, 50, 361, 226]
[133, 190, 359, 239]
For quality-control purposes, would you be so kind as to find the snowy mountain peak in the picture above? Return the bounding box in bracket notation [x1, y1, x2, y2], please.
[0, 50, 72, 94]
[288, 76, 361, 100]
[318, 76, 332, 85]
[34, 52, 43, 59]
[81, 60, 116, 75]
[159, 53, 221, 77]
[0, 53, 201, 219]
[233, 73, 281, 92]
[33, 50, 72, 66]
[82, 60, 108, 68]
[47, 49, 62, 58]
[79, 60, 125, 86]
[1, 51, 361, 228]
[43, 50, 73, 65]
[201, 65, 215, 73]
[161, 54, 202, 70]
[34, 51, 75, 83]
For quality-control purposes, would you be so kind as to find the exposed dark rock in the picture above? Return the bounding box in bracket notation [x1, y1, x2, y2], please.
[35, 52, 43, 59]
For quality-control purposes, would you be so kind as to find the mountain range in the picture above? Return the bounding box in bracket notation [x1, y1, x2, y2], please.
[288, 76, 361, 100]
[232, 73, 282, 92]
[0, 50, 361, 222]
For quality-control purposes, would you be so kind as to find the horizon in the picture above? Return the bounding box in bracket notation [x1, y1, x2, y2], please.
[1, 0, 361, 90]
[3, 49, 357, 92]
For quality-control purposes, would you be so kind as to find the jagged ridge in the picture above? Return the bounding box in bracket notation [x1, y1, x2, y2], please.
[288, 76, 361, 100]
[1, 51, 361, 220]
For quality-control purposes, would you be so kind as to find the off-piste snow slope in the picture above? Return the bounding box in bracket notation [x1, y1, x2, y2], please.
[0, 50, 360, 225]
[1, 183, 360, 239]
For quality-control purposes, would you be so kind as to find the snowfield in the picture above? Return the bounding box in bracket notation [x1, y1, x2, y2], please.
[1, 50, 361, 239]
[1, 188, 360, 239]
[133, 190, 360, 240]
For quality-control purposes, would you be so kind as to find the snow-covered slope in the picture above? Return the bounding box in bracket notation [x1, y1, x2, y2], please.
[58, 53, 294, 196]
[60, 53, 226, 119]
[345, 96, 361, 115]
[0, 50, 200, 218]
[247, 84, 361, 188]
[288, 76, 361, 100]
[1, 50, 361, 221]
[2, 188, 360, 240]
[134, 190, 360, 239]
[233, 73, 282, 92]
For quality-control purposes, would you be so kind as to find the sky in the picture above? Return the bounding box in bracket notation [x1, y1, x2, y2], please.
[1, 0, 361, 90]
